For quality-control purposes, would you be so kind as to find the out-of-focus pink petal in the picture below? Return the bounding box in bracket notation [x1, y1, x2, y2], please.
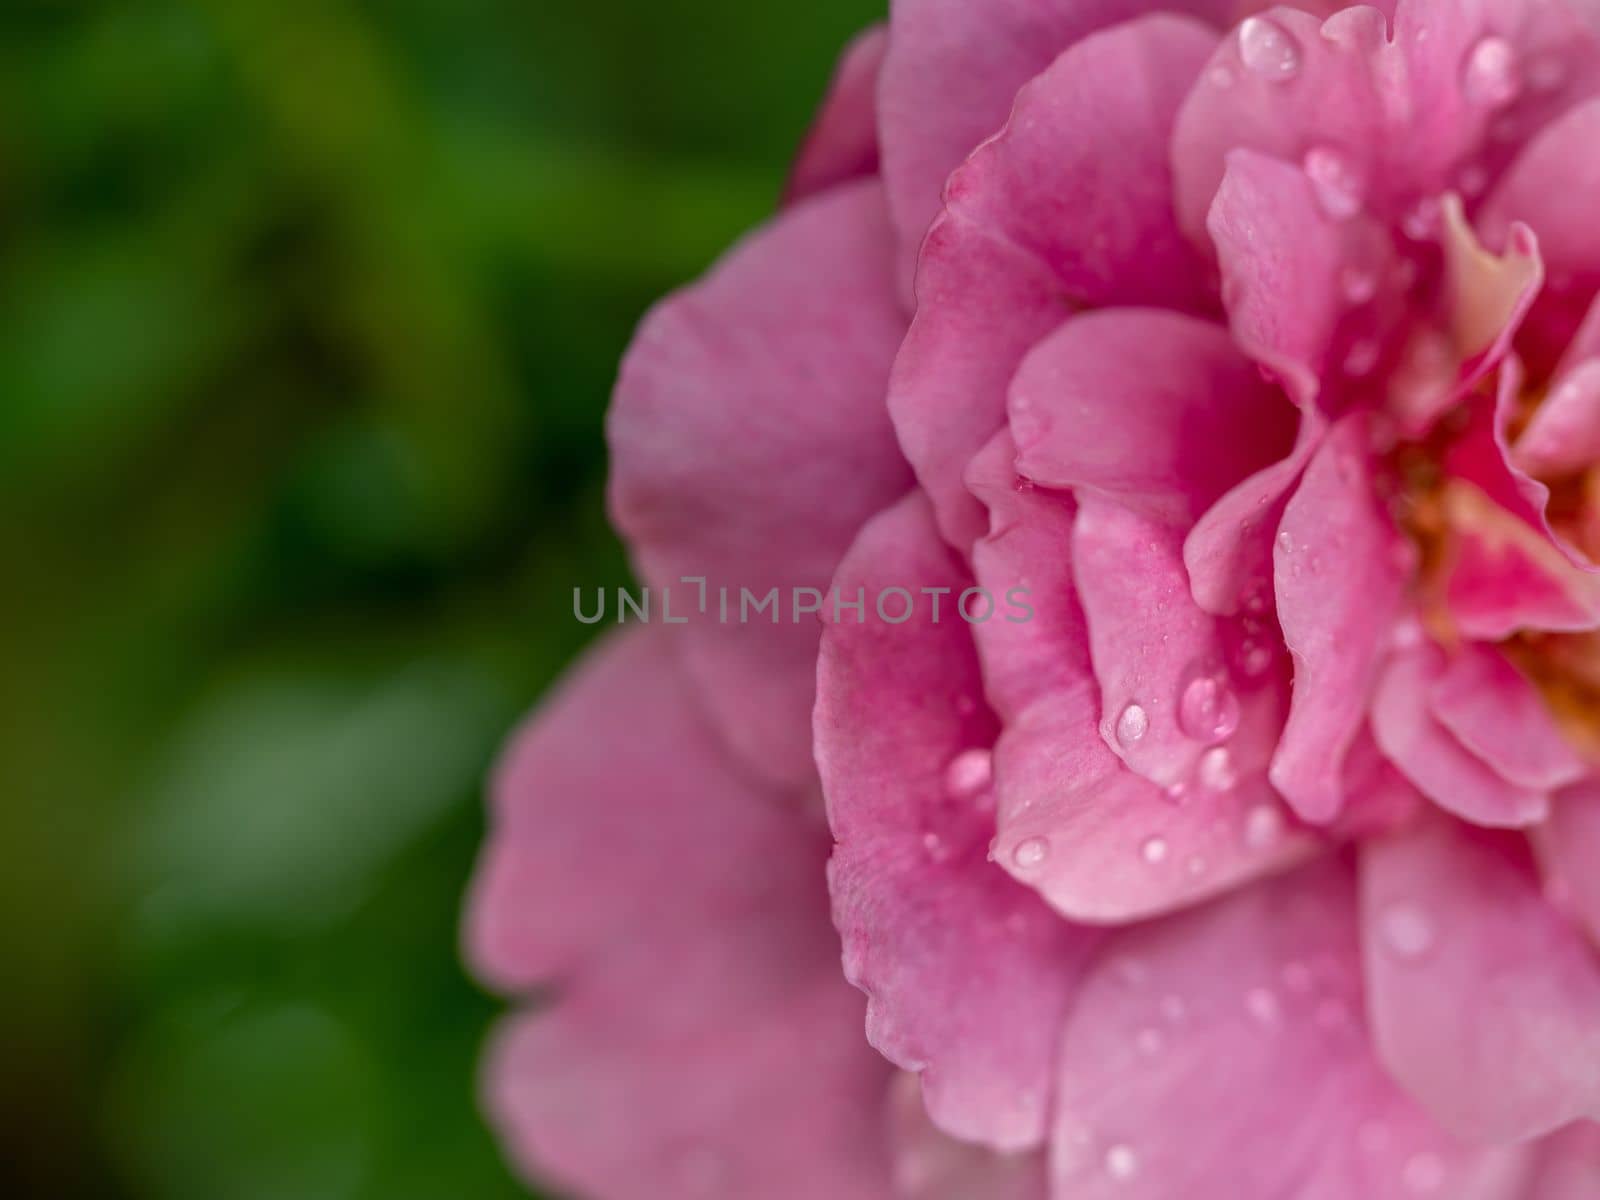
[1009, 308, 1294, 525]
[817, 492, 1099, 1151]
[878, 0, 1256, 289]
[1525, 1120, 1600, 1199]
[1185, 412, 1325, 615]
[1439, 480, 1600, 638]
[885, 1073, 1048, 1200]
[469, 628, 892, 1200]
[968, 439, 1317, 922]
[1516, 359, 1600, 478]
[1371, 643, 1550, 827]
[784, 26, 888, 205]
[1050, 859, 1531, 1199]
[1209, 148, 1398, 405]
[1362, 818, 1600, 1142]
[1271, 416, 1408, 823]
[1429, 644, 1585, 791]
[889, 15, 1221, 548]
[1531, 780, 1600, 944]
[609, 181, 911, 787]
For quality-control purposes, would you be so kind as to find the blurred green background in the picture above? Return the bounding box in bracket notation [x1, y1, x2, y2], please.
[0, 1, 877, 1196]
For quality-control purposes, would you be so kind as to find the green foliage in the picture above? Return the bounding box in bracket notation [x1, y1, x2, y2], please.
[0, 0, 878, 1195]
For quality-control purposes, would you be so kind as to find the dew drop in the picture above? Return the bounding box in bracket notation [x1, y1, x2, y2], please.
[1198, 746, 1238, 792]
[1238, 639, 1275, 679]
[944, 748, 994, 798]
[1208, 63, 1236, 89]
[1115, 702, 1151, 746]
[1303, 146, 1365, 219]
[922, 831, 951, 863]
[1380, 902, 1436, 960]
[1012, 837, 1050, 870]
[1179, 671, 1241, 743]
[1344, 337, 1381, 377]
[1239, 16, 1302, 80]
[1244, 803, 1285, 850]
[1340, 264, 1379, 305]
[1245, 986, 1281, 1025]
[1141, 835, 1170, 866]
[1105, 1144, 1139, 1181]
[1402, 196, 1442, 241]
[1462, 35, 1520, 106]
[1403, 1152, 1447, 1194]
[1164, 780, 1190, 805]
[1277, 530, 1295, 553]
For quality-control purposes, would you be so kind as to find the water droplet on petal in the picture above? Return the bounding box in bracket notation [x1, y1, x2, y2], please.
[1303, 146, 1365, 219]
[1179, 671, 1241, 743]
[1239, 16, 1302, 80]
[1277, 530, 1295, 553]
[1340, 265, 1379, 305]
[1238, 639, 1274, 678]
[944, 748, 994, 798]
[1198, 746, 1237, 792]
[1012, 837, 1050, 870]
[1245, 986, 1281, 1025]
[1105, 1144, 1139, 1181]
[1208, 62, 1237, 89]
[1403, 196, 1442, 241]
[1164, 780, 1190, 805]
[1380, 902, 1436, 960]
[1403, 1152, 1447, 1194]
[1462, 35, 1520, 106]
[922, 831, 951, 862]
[1244, 803, 1285, 849]
[1141, 835, 1170, 865]
[1115, 702, 1150, 746]
[1344, 337, 1381, 377]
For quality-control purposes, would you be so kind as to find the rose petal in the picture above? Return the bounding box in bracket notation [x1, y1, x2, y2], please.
[1429, 643, 1585, 791]
[1524, 1118, 1600, 1199]
[889, 14, 1222, 547]
[1271, 415, 1409, 822]
[1371, 642, 1550, 828]
[1362, 818, 1600, 1142]
[817, 492, 1098, 1151]
[784, 25, 888, 204]
[609, 181, 911, 787]
[1051, 859, 1531, 1199]
[469, 628, 893, 1200]
[1009, 308, 1295, 525]
[1531, 780, 1600, 945]
[886, 1073, 1048, 1200]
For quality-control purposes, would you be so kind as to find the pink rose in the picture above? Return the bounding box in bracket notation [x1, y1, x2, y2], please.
[468, 2, 1600, 1196]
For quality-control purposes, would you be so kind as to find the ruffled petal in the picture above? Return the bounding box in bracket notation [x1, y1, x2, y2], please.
[1050, 859, 1531, 1199]
[784, 25, 888, 205]
[1209, 147, 1399, 404]
[469, 628, 893, 1200]
[967, 439, 1317, 922]
[1271, 416, 1409, 822]
[1362, 818, 1600, 1142]
[609, 181, 911, 787]
[889, 15, 1221, 547]
[1428, 643, 1585, 791]
[1371, 642, 1551, 827]
[878, 0, 1248, 288]
[817, 492, 1098, 1151]
[1009, 308, 1294, 525]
